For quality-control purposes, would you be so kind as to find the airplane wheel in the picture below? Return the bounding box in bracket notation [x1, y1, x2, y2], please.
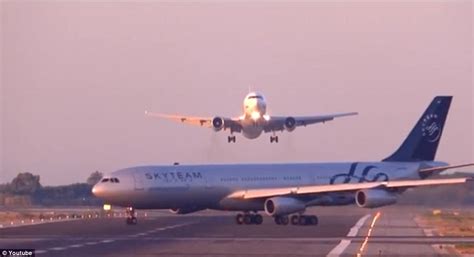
[280, 216, 289, 225]
[227, 136, 236, 143]
[308, 215, 318, 226]
[291, 215, 299, 225]
[126, 217, 137, 225]
[253, 214, 263, 225]
[298, 216, 307, 226]
[275, 136, 279, 143]
[243, 214, 253, 225]
[274, 216, 281, 225]
[236, 214, 244, 225]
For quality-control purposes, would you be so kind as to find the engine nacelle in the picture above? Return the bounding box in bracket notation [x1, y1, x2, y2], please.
[355, 189, 397, 208]
[212, 117, 225, 131]
[264, 197, 306, 216]
[169, 206, 204, 215]
[284, 117, 296, 132]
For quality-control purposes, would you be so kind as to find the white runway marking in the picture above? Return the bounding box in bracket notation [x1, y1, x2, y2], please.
[35, 222, 196, 255]
[326, 214, 371, 257]
[49, 247, 67, 251]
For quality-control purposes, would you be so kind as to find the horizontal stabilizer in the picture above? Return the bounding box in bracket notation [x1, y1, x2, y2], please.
[419, 163, 474, 173]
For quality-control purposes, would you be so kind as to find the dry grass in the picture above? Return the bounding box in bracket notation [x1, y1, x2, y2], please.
[455, 243, 474, 254]
[421, 211, 474, 237]
[420, 211, 474, 254]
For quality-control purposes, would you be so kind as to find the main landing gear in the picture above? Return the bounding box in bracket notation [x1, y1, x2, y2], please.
[235, 213, 319, 226]
[235, 213, 263, 225]
[270, 136, 279, 143]
[125, 207, 138, 225]
[274, 215, 318, 226]
[228, 135, 236, 143]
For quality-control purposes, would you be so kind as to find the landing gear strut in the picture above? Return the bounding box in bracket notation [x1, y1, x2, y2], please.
[125, 207, 138, 225]
[235, 213, 263, 225]
[228, 135, 236, 143]
[270, 136, 279, 143]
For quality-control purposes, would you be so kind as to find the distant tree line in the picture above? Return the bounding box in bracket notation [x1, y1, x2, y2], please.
[398, 172, 474, 206]
[0, 171, 104, 206]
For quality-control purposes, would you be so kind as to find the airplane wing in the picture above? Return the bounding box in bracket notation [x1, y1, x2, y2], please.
[263, 112, 358, 132]
[228, 177, 470, 200]
[145, 111, 243, 132]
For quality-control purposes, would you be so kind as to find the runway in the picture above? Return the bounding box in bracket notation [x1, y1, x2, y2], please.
[0, 206, 469, 257]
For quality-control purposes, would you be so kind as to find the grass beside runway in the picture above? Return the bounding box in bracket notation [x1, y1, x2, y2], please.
[419, 209, 474, 255]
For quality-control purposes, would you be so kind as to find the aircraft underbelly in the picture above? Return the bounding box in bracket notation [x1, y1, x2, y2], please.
[241, 123, 263, 139]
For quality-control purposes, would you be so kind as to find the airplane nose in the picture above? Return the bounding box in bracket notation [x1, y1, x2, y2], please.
[92, 184, 103, 197]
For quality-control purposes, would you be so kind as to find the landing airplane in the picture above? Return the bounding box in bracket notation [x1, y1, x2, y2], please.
[94, 96, 473, 226]
[145, 92, 357, 143]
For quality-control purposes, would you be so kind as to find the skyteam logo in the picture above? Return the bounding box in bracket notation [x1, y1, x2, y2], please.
[329, 163, 388, 185]
[421, 113, 441, 143]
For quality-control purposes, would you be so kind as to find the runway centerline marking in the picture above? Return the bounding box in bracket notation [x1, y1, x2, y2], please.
[326, 214, 371, 257]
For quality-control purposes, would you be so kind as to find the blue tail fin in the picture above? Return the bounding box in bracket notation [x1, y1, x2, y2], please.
[383, 96, 452, 162]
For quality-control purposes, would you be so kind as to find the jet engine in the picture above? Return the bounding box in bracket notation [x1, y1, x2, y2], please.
[284, 117, 296, 132]
[355, 189, 397, 208]
[212, 117, 225, 131]
[169, 206, 205, 215]
[264, 197, 306, 216]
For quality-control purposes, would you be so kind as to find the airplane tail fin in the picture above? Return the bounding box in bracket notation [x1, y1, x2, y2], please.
[383, 96, 452, 162]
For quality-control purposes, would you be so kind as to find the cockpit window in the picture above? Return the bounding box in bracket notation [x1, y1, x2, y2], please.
[101, 177, 119, 183]
[248, 95, 263, 100]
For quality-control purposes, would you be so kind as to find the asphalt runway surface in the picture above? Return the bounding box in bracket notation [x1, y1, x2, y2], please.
[0, 206, 471, 257]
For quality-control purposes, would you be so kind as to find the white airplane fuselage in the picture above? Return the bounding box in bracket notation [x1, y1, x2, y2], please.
[92, 161, 425, 210]
[240, 92, 268, 139]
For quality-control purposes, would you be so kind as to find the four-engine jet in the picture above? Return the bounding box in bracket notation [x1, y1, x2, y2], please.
[145, 92, 357, 143]
[94, 96, 473, 226]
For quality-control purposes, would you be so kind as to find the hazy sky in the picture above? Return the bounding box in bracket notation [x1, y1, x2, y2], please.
[1, 1, 472, 185]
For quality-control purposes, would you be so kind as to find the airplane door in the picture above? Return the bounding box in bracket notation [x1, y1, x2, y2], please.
[133, 173, 145, 191]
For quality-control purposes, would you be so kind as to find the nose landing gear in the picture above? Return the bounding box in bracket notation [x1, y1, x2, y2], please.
[125, 207, 138, 225]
